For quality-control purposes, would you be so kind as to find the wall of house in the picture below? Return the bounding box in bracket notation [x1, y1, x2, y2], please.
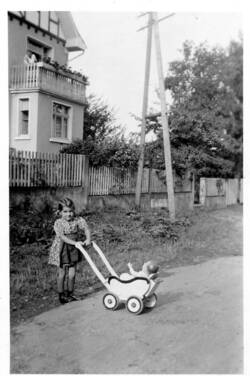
[10, 92, 39, 151]
[8, 14, 68, 67]
[36, 93, 84, 153]
[10, 91, 84, 153]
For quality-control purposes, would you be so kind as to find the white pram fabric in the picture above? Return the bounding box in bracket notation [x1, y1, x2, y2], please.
[120, 271, 147, 280]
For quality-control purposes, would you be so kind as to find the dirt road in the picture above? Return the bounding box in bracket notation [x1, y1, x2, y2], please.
[11, 254, 243, 373]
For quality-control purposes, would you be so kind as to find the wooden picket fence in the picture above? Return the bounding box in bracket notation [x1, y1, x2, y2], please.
[9, 150, 86, 187]
[9, 150, 191, 194]
[89, 166, 145, 195]
[88, 166, 168, 195]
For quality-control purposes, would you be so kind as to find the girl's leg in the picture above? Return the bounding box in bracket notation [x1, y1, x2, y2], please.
[66, 265, 78, 300]
[57, 266, 65, 293]
[57, 266, 68, 304]
[68, 265, 76, 292]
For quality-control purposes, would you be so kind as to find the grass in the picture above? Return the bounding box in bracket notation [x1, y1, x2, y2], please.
[10, 205, 242, 326]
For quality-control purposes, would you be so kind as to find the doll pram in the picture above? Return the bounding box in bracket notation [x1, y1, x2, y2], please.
[76, 242, 161, 315]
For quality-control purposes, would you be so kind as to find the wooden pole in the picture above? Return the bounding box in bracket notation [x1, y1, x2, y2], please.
[152, 12, 176, 221]
[135, 12, 153, 209]
[82, 155, 89, 209]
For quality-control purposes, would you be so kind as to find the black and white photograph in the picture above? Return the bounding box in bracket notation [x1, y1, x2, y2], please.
[1, 0, 246, 374]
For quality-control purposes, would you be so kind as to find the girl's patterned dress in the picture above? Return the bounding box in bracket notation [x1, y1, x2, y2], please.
[48, 217, 89, 267]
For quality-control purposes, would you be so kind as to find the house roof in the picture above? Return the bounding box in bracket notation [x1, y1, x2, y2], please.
[56, 12, 87, 52]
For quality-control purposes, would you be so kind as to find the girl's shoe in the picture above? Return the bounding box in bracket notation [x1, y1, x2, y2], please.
[66, 294, 79, 302]
[64, 291, 79, 302]
[59, 293, 68, 304]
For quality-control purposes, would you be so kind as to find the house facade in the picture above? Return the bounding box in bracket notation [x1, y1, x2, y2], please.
[8, 11, 87, 153]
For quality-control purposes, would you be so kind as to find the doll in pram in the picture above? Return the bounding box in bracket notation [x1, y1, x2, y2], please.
[76, 242, 161, 315]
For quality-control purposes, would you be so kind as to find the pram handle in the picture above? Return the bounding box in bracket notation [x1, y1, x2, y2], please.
[75, 241, 118, 286]
[91, 241, 119, 278]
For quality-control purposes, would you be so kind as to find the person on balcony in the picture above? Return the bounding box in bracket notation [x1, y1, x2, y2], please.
[24, 50, 37, 65]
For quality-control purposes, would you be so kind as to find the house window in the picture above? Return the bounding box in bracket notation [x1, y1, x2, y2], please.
[18, 98, 29, 136]
[27, 37, 53, 61]
[52, 102, 71, 140]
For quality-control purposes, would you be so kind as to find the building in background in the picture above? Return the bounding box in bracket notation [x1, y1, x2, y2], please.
[8, 11, 87, 153]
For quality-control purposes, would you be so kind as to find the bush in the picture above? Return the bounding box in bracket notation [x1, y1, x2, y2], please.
[10, 209, 55, 246]
[142, 214, 190, 241]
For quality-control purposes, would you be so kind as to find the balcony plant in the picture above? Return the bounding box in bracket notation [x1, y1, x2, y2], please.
[41, 56, 89, 84]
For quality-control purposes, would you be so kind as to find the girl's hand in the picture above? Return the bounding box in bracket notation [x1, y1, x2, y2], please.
[83, 239, 91, 247]
[75, 241, 84, 249]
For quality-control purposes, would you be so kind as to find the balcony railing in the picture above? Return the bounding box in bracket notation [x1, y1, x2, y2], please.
[10, 63, 86, 103]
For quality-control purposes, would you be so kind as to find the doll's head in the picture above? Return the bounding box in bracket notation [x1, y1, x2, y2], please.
[142, 260, 159, 276]
[147, 260, 159, 274]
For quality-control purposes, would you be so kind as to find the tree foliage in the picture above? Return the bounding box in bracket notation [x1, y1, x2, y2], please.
[83, 94, 120, 141]
[145, 38, 243, 177]
[61, 95, 139, 168]
[62, 38, 242, 178]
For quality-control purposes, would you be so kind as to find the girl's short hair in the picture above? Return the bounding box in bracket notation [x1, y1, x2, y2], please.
[57, 197, 75, 214]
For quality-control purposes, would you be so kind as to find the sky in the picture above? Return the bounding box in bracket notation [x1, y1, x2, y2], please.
[70, 11, 242, 136]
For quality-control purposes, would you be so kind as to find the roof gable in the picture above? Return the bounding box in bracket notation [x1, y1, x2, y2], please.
[56, 12, 87, 52]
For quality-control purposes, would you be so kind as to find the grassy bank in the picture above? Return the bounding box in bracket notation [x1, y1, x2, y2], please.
[10, 205, 242, 326]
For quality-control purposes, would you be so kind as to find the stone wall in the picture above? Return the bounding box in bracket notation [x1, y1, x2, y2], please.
[10, 186, 193, 215]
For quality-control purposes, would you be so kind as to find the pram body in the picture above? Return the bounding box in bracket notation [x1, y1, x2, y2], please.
[76, 242, 161, 314]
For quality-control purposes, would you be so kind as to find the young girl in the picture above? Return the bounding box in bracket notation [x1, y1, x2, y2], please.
[48, 197, 91, 304]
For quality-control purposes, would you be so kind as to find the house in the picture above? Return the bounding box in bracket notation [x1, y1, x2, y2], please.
[8, 11, 87, 153]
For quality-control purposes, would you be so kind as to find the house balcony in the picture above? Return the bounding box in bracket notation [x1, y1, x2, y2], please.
[9, 62, 87, 104]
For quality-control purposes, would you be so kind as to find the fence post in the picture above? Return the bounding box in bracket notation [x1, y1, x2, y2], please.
[191, 173, 195, 206]
[81, 155, 89, 209]
[237, 178, 241, 204]
[148, 168, 152, 194]
[240, 178, 243, 204]
[200, 178, 206, 206]
[148, 168, 152, 209]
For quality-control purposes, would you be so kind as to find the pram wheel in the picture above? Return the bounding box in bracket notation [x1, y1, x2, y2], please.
[126, 296, 144, 315]
[103, 293, 119, 311]
[144, 293, 157, 308]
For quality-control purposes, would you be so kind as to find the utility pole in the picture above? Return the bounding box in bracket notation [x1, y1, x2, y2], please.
[135, 12, 153, 208]
[152, 12, 175, 221]
[135, 12, 176, 221]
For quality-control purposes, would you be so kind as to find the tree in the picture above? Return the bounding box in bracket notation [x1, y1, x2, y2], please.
[83, 94, 120, 142]
[144, 38, 243, 178]
[61, 94, 140, 168]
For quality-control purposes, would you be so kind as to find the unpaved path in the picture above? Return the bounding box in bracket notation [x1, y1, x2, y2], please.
[11, 255, 243, 373]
